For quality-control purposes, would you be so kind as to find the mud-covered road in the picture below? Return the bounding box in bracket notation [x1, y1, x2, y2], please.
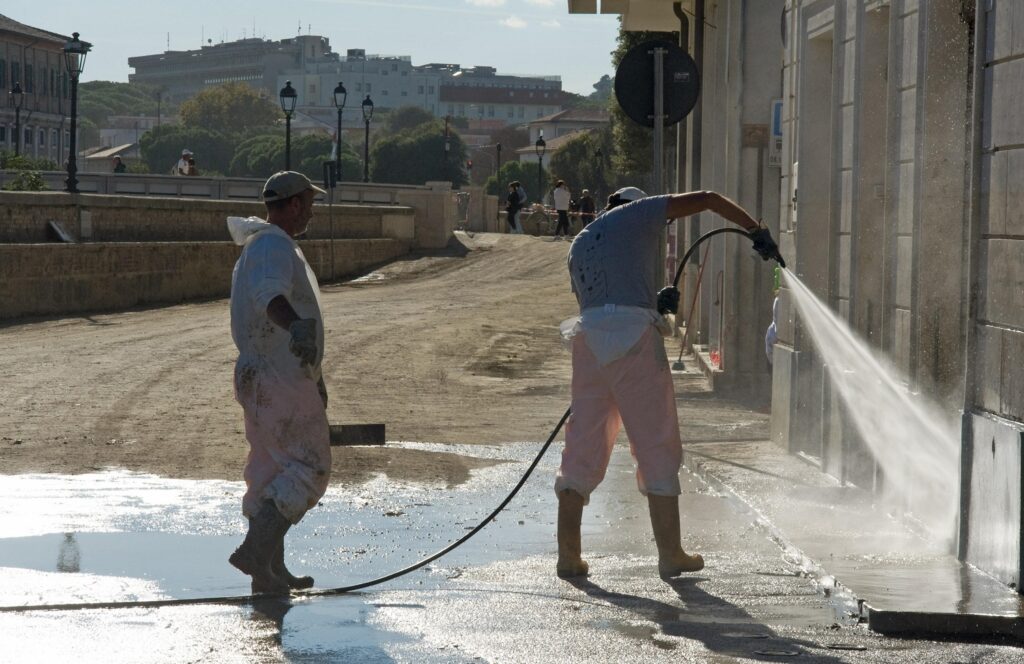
[0, 233, 578, 484]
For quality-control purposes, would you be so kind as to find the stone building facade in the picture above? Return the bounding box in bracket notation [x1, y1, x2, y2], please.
[0, 13, 72, 163]
[567, 0, 1024, 590]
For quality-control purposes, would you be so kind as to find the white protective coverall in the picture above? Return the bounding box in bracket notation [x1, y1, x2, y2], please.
[228, 216, 331, 524]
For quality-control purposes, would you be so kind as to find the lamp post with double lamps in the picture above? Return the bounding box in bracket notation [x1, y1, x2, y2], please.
[332, 81, 347, 183]
[63, 33, 90, 193]
[279, 81, 297, 170]
[361, 95, 374, 183]
[9, 82, 22, 157]
[535, 132, 546, 203]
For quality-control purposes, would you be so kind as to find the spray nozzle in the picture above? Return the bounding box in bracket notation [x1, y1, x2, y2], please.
[748, 227, 786, 269]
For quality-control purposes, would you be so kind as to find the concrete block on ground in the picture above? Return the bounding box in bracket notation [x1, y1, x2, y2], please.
[329, 424, 385, 446]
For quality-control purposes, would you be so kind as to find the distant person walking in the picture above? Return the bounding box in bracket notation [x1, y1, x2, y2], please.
[112, 156, 126, 174]
[506, 181, 523, 234]
[578, 189, 596, 227]
[187, 156, 199, 176]
[175, 149, 193, 176]
[552, 180, 572, 240]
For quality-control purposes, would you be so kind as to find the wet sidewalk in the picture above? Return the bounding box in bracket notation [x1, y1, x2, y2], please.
[674, 366, 1024, 642]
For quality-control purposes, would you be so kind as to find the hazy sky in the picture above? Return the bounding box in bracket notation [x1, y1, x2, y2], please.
[9, 1, 620, 95]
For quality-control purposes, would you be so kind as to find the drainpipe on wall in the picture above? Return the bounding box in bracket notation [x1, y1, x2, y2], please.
[957, 0, 988, 562]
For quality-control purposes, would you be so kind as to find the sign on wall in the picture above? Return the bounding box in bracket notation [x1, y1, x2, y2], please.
[769, 99, 784, 168]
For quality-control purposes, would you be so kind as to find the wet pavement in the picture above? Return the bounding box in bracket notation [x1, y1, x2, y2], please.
[3, 377, 1024, 660]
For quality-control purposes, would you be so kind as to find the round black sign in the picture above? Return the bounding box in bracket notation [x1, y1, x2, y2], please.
[614, 39, 700, 128]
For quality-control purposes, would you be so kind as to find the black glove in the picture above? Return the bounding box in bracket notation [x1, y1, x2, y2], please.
[748, 228, 786, 269]
[656, 287, 681, 315]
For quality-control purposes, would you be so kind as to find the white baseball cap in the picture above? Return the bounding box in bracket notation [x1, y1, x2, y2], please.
[262, 171, 326, 202]
[612, 186, 647, 202]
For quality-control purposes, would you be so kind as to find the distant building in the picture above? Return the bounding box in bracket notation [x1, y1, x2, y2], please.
[128, 37, 568, 128]
[0, 13, 74, 163]
[527, 107, 610, 143]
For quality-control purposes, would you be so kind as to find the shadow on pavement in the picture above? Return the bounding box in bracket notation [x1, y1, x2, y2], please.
[567, 576, 846, 662]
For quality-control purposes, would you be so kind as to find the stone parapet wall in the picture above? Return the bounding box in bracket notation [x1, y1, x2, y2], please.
[0, 238, 408, 320]
[0, 192, 415, 244]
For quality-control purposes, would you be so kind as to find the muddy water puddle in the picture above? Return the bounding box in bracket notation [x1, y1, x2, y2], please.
[0, 441, 560, 609]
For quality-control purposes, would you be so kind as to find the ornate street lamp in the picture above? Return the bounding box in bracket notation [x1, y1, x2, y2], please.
[9, 82, 22, 157]
[332, 81, 347, 184]
[279, 80, 297, 171]
[495, 141, 502, 177]
[535, 132, 546, 202]
[361, 94, 374, 183]
[63, 32, 90, 193]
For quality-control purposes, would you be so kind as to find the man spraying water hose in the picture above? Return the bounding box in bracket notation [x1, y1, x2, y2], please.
[558, 187, 775, 580]
[227, 171, 331, 594]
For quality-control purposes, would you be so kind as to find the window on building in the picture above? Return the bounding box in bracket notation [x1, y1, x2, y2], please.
[38, 129, 45, 146]
[38, 68, 46, 96]
[0, 127, 6, 144]
[418, 85, 424, 94]
[12, 62, 21, 89]
[52, 129, 58, 147]
[65, 131, 70, 147]
[428, 86, 434, 94]
[25, 65, 33, 93]
[50, 69, 55, 96]
[24, 127, 32, 145]
[0, 59, 5, 89]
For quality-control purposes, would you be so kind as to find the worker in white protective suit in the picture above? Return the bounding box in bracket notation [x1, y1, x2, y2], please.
[227, 171, 331, 594]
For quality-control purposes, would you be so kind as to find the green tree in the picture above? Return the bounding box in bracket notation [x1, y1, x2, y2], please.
[3, 170, 47, 191]
[229, 130, 361, 182]
[138, 124, 234, 175]
[547, 129, 615, 202]
[381, 106, 436, 134]
[179, 82, 280, 136]
[79, 81, 162, 150]
[484, 160, 549, 201]
[370, 121, 467, 186]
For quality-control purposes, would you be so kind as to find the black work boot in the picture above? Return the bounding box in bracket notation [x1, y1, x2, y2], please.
[273, 541, 314, 590]
[229, 499, 292, 594]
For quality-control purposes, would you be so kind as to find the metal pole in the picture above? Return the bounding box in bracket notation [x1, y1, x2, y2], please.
[496, 143, 501, 177]
[653, 46, 666, 288]
[13, 106, 20, 157]
[363, 118, 370, 183]
[336, 107, 343, 183]
[66, 74, 80, 193]
[285, 114, 292, 171]
[537, 155, 543, 202]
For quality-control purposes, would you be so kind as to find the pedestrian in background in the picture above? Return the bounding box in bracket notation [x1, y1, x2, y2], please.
[175, 149, 193, 176]
[552, 180, 572, 240]
[187, 156, 199, 176]
[226, 171, 332, 594]
[506, 181, 523, 234]
[112, 156, 126, 174]
[578, 189, 596, 228]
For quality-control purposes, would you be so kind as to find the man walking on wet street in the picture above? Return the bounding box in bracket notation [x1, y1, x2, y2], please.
[227, 171, 332, 594]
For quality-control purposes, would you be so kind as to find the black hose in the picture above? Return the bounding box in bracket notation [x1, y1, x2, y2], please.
[3, 227, 782, 614]
[1, 409, 573, 613]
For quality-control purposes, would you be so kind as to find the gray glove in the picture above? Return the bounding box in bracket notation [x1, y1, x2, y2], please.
[288, 318, 318, 367]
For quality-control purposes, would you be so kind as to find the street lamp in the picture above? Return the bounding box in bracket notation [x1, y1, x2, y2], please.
[361, 94, 374, 183]
[495, 142, 502, 177]
[9, 82, 22, 157]
[279, 80, 297, 171]
[535, 132, 546, 202]
[332, 81, 347, 184]
[63, 32, 90, 194]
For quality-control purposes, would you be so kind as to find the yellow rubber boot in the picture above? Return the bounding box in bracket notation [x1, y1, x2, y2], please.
[556, 489, 589, 578]
[647, 494, 704, 579]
